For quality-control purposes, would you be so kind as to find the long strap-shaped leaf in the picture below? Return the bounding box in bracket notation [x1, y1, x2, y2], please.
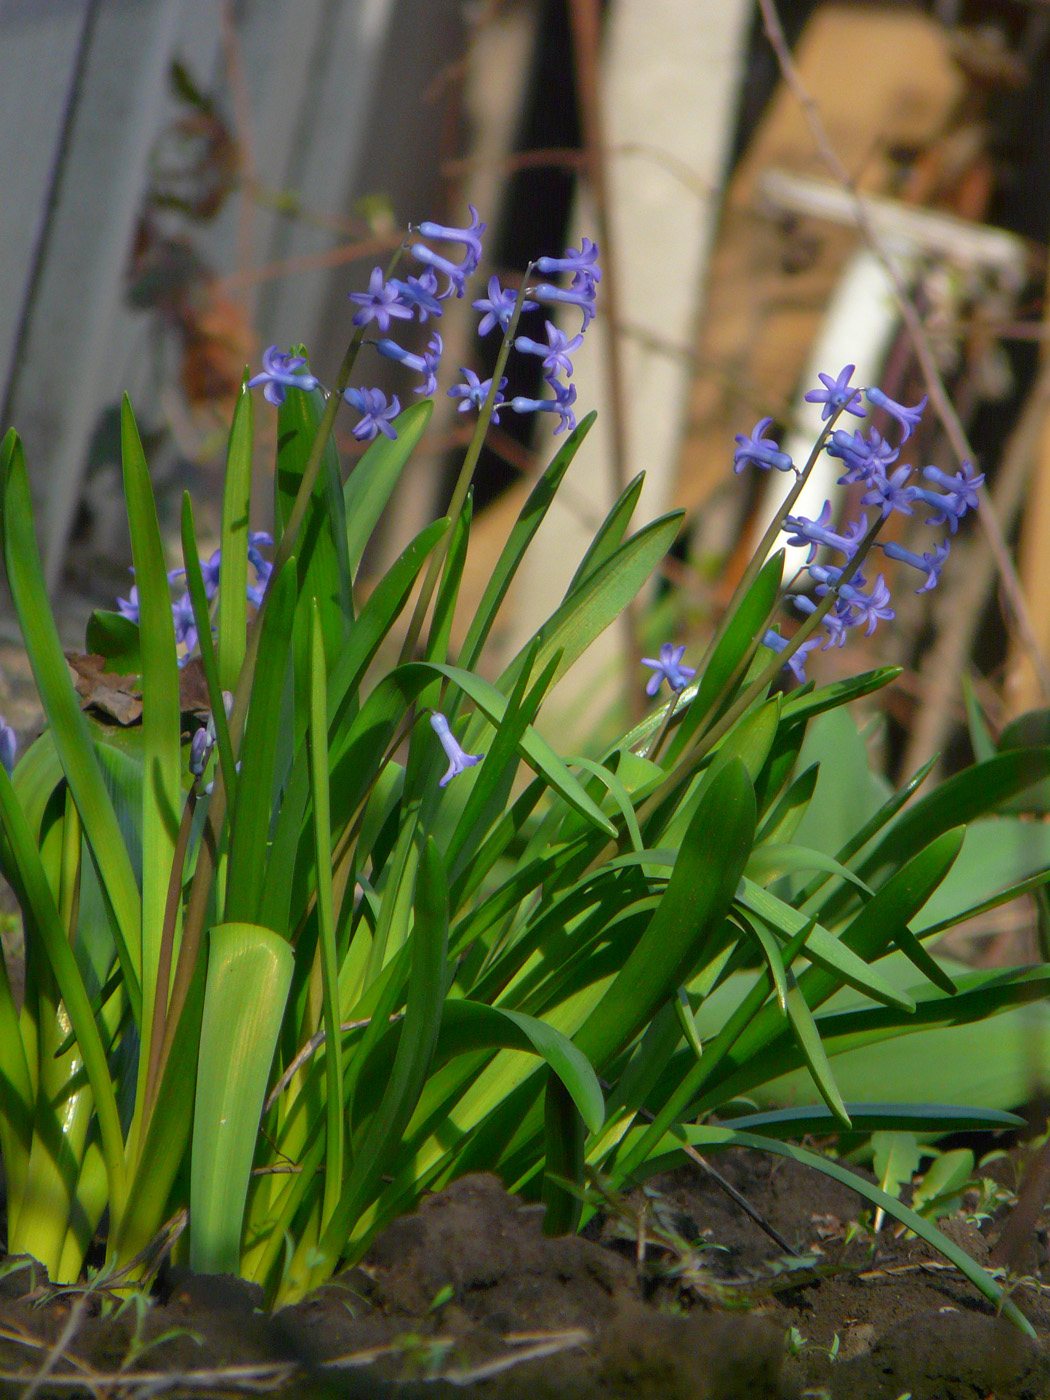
[314, 835, 449, 1279]
[121, 398, 182, 1099]
[0, 768, 127, 1219]
[0, 432, 142, 1019]
[573, 759, 756, 1074]
[218, 383, 253, 693]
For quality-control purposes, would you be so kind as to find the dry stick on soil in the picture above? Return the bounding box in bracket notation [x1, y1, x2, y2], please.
[598, 1079, 800, 1257]
[758, 0, 1050, 703]
[18, 1294, 91, 1400]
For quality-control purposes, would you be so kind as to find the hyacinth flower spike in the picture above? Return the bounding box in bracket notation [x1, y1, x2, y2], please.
[430, 713, 483, 786]
[804, 364, 866, 421]
[247, 346, 320, 406]
[761, 629, 821, 685]
[376, 332, 443, 396]
[473, 277, 537, 336]
[641, 643, 697, 697]
[881, 538, 950, 593]
[864, 385, 928, 441]
[861, 463, 915, 520]
[510, 380, 577, 435]
[827, 426, 897, 485]
[534, 237, 601, 282]
[411, 206, 487, 298]
[514, 321, 584, 380]
[733, 417, 793, 473]
[793, 594, 850, 649]
[343, 387, 401, 442]
[387, 270, 443, 322]
[532, 276, 597, 329]
[783, 501, 867, 563]
[349, 267, 415, 332]
[449, 369, 508, 423]
[116, 582, 140, 625]
[837, 574, 895, 636]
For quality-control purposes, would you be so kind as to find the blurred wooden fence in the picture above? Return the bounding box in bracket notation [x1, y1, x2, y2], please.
[0, 0, 457, 592]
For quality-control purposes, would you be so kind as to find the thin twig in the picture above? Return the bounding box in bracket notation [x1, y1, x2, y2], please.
[757, 0, 1050, 699]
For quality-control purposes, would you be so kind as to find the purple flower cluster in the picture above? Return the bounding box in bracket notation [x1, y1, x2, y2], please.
[116, 531, 274, 667]
[339, 210, 489, 439]
[446, 236, 599, 437]
[731, 366, 983, 685]
[247, 214, 599, 446]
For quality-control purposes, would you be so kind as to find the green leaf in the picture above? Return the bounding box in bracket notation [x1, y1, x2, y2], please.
[226, 558, 297, 926]
[277, 380, 353, 710]
[860, 751, 1050, 884]
[664, 550, 784, 764]
[496, 510, 684, 698]
[181, 495, 236, 794]
[788, 707, 891, 860]
[85, 611, 141, 673]
[217, 382, 253, 692]
[457, 413, 594, 673]
[755, 763, 818, 845]
[573, 759, 756, 1072]
[721, 1103, 1023, 1137]
[871, 1130, 921, 1203]
[542, 1072, 586, 1234]
[745, 842, 872, 894]
[736, 881, 914, 1011]
[779, 667, 901, 726]
[190, 923, 294, 1274]
[317, 836, 449, 1272]
[413, 662, 616, 837]
[1, 432, 142, 1018]
[0, 765, 127, 1223]
[309, 600, 344, 1230]
[563, 472, 645, 598]
[911, 1148, 974, 1216]
[749, 915, 849, 1127]
[344, 400, 433, 578]
[121, 396, 183, 1093]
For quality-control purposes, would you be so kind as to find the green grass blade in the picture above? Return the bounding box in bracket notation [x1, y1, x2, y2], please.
[218, 382, 253, 691]
[181, 495, 236, 793]
[457, 413, 594, 673]
[0, 767, 127, 1221]
[309, 600, 344, 1230]
[860, 752, 1050, 882]
[721, 1102, 1024, 1137]
[226, 558, 297, 926]
[495, 510, 684, 697]
[573, 760, 756, 1073]
[563, 472, 645, 598]
[664, 551, 784, 765]
[317, 835, 449, 1272]
[736, 880, 914, 1011]
[344, 400, 433, 577]
[747, 914, 850, 1127]
[1, 433, 142, 1019]
[190, 922, 294, 1274]
[414, 662, 615, 837]
[121, 396, 182, 1076]
[778, 667, 902, 726]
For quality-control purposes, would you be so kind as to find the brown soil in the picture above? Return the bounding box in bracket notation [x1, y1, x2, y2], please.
[1, 1150, 1049, 1399]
